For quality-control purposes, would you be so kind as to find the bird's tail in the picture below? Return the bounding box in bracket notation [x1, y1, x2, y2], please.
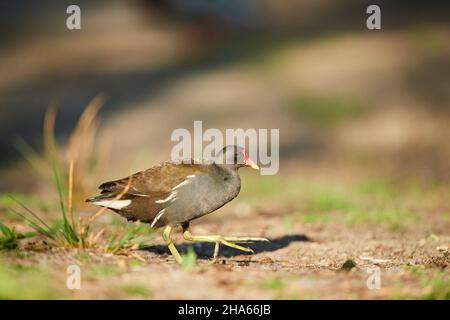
[85, 193, 113, 203]
[85, 192, 133, 211]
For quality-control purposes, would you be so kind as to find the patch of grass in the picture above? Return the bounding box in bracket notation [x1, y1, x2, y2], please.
[122, 284, 153, 297]
[7, 263, 38, 273]
[288, 95, 368, 124]
[7, 161, 147, 259]
[426, 233, 439, 242]
[423, 273, 450, 300]
[308, 189, 353, 212]
[74, 251, 92, 264]
[396, 270, 450, 299]
[240, 174, 285, 200]
[299, 180, 421, 227]
[129, 260, 145, 270]
[404, 265, 426, 274]
[356, 179, 398, 200]
[0, 260, 57, 299]
[388, 222, 406, 231]
[261, 277, 284, 290]
[9, 97, 105, 248]
[106, 222, 154, 255]
[419, 233, 441, 246]
[346, 208, 420, 229]
[90, 265, 122, 277]
[181, 246, 197, 270]
[240, 174, 309, 204]
[296, 205, 420, 230]
[0, 220, 35, 250]
[7, 165, 79, 246]
[357, 178, 429, 205]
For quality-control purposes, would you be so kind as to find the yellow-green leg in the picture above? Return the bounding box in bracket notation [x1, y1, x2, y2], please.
[182, 225, 269, 264]
[162, 226, 183, 264]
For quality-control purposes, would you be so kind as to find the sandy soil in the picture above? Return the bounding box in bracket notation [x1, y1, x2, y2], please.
[2, 188, 448, 300]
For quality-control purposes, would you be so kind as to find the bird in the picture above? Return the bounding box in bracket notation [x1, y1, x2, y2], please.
[86, 145, 268, 264]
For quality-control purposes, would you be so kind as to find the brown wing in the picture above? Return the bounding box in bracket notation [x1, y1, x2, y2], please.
[150, 165, 241, 228]
[86, 160, 210, 224]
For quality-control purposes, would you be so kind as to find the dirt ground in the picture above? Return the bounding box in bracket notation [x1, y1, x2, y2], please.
[1, 162, 449, 300]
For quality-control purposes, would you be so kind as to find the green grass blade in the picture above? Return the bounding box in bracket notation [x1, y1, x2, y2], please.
[53, 166, 67, 220]
[8, 208, 55, 240]
[12, 137, 45, 174]
[52, 166, 78, 244]
[7, 195, 53, 232]
[0, 221, 13, 238]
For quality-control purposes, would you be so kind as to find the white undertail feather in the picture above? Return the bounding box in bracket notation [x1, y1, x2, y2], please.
[92, 199, 131, 210]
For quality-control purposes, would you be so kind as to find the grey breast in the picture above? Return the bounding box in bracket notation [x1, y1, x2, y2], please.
[160, 164, 241, 226]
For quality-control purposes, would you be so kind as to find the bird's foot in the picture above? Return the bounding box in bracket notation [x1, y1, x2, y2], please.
[182, 229, 269, 264]
[161, 226, 269, 265]
[221, 236, 270, 244]
[162, 226, 183, 264]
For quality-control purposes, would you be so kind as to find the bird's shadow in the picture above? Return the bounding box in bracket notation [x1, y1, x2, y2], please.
[141, 234, 310, 259]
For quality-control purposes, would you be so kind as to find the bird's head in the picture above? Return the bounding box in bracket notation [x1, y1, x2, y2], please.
[216, 145, 259, 170]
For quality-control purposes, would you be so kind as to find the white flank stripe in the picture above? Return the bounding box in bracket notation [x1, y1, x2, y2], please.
[172, 179, 190, 191]
[92, 200, 131, 210]
[151, 174, 196, 227]
[151, 209, 166, 228]
[155, 192, 177, 204]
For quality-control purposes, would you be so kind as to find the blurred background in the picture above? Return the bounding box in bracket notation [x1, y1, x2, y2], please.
[0, 0, 449, 194]
[0, 0, 449, 300]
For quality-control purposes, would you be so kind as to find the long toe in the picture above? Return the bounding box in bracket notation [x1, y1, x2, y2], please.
[220, 239, 255, 254]
[223, 236, 270, 243]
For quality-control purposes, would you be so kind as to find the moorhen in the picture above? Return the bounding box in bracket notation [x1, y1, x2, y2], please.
[86, 145, 268, 264]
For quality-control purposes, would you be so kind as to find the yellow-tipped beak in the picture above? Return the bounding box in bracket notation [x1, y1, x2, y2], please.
[246, 159, 260, 170]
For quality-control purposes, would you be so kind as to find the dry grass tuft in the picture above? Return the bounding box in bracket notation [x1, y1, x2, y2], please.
[5, 96, 152, 261]
[6, 160, 148, 261]
[15, 94, 107, 204]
